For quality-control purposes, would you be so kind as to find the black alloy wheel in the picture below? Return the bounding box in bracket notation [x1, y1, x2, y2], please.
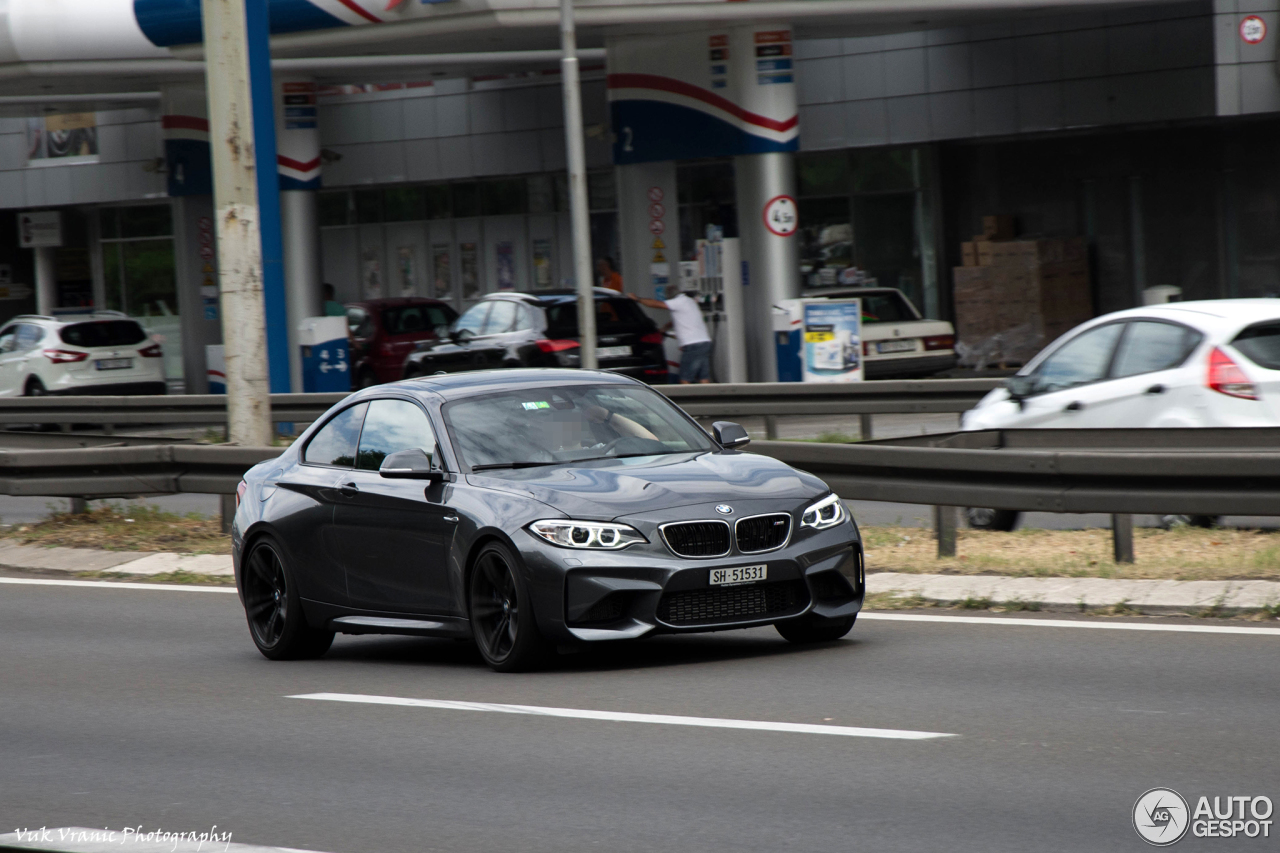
[965, 507, 1020, 531]
[242, 537, 333, 660]
[468, 542, 549, 672]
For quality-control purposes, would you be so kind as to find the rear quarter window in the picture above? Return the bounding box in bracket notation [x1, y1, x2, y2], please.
[1232, 321, 1280, 370]
[60, 321, 146, 348]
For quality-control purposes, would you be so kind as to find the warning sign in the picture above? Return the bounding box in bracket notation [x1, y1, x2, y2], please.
[651, 237, 665, 250]
[652, 251, 666, 263]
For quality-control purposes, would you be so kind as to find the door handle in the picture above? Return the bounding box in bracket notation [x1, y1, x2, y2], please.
[442, 515, 460, 524]
[1064, 400, 1084, 412]
[339, 481, 359, 496]
[1145, 384, 1167, 395]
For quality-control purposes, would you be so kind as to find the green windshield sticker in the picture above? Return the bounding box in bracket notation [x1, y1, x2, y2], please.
[522, 401, 551, 410]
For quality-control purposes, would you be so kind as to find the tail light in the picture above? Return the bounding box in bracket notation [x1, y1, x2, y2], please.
[862, 341, 871, 356]
[923, 334, 955, 351]
[640, 332, 664, 345]
[43, 349, 88, 363]
[1207, 347, 1258, 399]
[236, 480, 247, 508]
[138, 343, 163, 358]
[535, 339, 580, 353]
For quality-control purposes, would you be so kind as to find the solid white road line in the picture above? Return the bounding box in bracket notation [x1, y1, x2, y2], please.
[860, 612, 1280, 636]
[0, 576, 236, 593]
[288, 692, 957, 740]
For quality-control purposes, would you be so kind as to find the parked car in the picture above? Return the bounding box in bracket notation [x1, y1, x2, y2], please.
[960, 299, 1280, 529]
[0, 311, 165, 396]
[402, 289, 669, 383]
[347, 297, 458, 388]
[802, 286, 957, 378]
[232, 369, 864, 670]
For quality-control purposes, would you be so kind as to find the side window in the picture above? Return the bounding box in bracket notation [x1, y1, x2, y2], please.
[1032, 323, 1124, 394]
[481, 300, 518, 335]
[16, 324, 43, 351]
[347, 307, 373, 339]
[355, 399, 437, 471]
[513, 304, 539, 332]
[0, 327, 15, 354]
[454, 303, 489, 336]
[1111, 322, 1202, 378]
[303, 403, 368, 467]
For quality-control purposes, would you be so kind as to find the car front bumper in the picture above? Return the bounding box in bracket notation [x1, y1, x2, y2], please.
[517, 507, 863, 643]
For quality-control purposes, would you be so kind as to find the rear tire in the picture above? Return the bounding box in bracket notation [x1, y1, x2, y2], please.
[24, 378, 45, 396]
[468, 541, 551, 672]
[965, 508, 1020, 531]
[241, 535, 334, 660]
[776, 613, 856, 643]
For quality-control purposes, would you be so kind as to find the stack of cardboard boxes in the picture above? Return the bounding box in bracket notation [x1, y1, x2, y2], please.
[953, 215, 1092, 366]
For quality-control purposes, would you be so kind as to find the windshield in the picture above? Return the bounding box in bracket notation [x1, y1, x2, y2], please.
[444, 384, 713, 469]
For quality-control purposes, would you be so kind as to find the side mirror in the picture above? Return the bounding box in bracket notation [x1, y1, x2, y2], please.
[451, 327, 473, 343]
[379, 448, 446, 481]
[1005, 375, 1036, 400]
[712, 421, 751, 449]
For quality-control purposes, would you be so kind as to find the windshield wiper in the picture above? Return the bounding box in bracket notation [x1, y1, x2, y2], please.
[470, 460, 566, 471]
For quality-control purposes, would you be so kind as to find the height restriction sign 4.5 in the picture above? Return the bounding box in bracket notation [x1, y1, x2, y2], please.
[763, 195, 798, 237]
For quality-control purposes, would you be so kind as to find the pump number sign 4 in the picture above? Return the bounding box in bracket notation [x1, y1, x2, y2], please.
[763, 195, 798, 237]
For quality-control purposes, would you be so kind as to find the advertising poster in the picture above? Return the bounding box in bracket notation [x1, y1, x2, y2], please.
[361, 250, 383, 298]
[495, 241, 515, 290]
[432, 244, 452, 299]
[801, 298, 862, 383]
[532, 239, 552, 289]
[459, 243, 479, 299]
[27, 113, 99, 166]
[396, 246, 416, 297]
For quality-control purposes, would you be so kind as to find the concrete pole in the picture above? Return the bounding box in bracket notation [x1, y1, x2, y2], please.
[559, 0, 597, 369]
[282, 190, 322, 391]
[201, 0, 271, 446]
[34, 247, 56, 315]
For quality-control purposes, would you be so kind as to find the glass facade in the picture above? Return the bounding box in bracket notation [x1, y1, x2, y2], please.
[99, 204, 181, 381]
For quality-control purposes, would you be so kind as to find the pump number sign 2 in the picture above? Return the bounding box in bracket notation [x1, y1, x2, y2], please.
[763, 195, 798, 237]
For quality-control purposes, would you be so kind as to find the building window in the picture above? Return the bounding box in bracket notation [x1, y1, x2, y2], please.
[99, 203, 181, 381]
[677, 160, 737, 261]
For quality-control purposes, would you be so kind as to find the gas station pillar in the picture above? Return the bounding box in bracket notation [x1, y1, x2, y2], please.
[274, 77, 324, 393]
[735, 150, 800, 382]
[616, 161, 678, 301]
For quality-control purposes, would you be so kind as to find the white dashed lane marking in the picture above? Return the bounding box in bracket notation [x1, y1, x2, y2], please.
[288, 692, 958, 740]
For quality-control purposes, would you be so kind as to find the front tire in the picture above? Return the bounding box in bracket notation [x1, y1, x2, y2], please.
[965, 507, 1020, 531]
[241, 535, 333, 660]
[776, 613, 856, 643]
[468, 542, 550, 672]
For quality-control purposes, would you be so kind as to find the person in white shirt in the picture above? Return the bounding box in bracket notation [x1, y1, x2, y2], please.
[628, 291, 713, 383]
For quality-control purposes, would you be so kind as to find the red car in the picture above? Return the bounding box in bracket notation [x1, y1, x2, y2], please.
[346, 297, 459, 388]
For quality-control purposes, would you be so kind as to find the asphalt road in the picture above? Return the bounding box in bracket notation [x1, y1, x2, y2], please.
[4, 582, 1277, 852]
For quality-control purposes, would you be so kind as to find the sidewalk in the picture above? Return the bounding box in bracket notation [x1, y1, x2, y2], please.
[0, 540, 232, 577]
[868, 571, 1280, 614]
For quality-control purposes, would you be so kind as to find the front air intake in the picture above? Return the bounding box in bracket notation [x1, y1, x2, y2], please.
[660, 521, 731, 558]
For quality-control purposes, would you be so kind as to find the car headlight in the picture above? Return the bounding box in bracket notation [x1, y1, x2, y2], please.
[528, 520, 647, 550]
[801, 493, 846, 530]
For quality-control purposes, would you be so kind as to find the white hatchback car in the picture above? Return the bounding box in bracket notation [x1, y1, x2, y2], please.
[0, 312, 166, 397]
[963, 299, 1280, 431]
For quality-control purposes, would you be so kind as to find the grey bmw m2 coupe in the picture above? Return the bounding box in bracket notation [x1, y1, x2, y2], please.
[232, 369, 864, 671]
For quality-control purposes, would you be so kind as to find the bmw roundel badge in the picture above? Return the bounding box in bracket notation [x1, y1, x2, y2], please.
[715, 504, 733, 515]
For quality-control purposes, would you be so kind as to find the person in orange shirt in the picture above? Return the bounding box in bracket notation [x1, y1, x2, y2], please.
[596, 257, 623, 292]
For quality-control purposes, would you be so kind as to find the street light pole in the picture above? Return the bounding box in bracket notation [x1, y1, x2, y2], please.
[559, 0, 597, 369]
[201, 0, 272, 446]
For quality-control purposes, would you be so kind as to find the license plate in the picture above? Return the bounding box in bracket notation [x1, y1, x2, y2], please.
[877, 340, 916, 353]
[95, 358, 132, 370]
[710, 564, 768, 586]
[597, 345, 631, 359]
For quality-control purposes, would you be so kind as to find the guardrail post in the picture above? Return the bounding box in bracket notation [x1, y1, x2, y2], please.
[934, 505, 957, 558]
[69, 498, 88, 515]
[764, 415, 778, 440]
[1112, 514, 1135, 563]
[220, 494, 237, 534]
[859, 414, 873, 440]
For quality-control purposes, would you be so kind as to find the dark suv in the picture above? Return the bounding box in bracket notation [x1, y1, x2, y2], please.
[401, 289, 668, 383]
[347, 297, 458, 388]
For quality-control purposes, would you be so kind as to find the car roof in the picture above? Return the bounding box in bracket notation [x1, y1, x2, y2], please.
[346, 297, 450, 308]
[1118, 298, 1280, 321]
[7, 311, 136, 326]
[483, 288, 627, 306]
[801, 287, 911, 300]
[363, 368, 643, 401]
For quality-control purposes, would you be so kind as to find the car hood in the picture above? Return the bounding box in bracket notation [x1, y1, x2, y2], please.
[466, 451, 827, 520]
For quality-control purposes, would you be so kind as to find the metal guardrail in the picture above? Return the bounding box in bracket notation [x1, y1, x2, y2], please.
[0, 379, 1003, 428]
[0, 445, 279, 498]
